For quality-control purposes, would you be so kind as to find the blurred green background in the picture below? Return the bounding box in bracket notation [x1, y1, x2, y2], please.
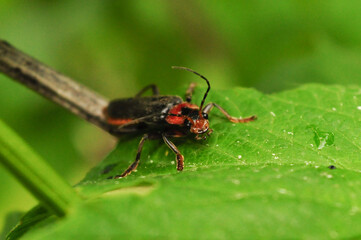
[0, 0, 361, 232]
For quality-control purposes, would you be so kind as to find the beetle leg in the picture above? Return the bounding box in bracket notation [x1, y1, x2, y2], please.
[162, 134, 184, 171]
[114, 134, 149, 178]
[185, 82, 197, 103]
[135, 84, 159, 97]
[203, 103, 257, 123]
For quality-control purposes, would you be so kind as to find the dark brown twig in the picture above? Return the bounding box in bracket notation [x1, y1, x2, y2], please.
[0, 40, 114, 134]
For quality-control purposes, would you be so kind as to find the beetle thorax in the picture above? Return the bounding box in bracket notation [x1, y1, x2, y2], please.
[165, 103, 199, 125]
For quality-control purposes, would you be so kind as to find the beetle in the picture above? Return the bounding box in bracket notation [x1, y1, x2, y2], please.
[103, 67, 256, 178]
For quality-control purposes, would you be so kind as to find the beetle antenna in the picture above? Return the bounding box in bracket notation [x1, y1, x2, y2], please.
[171, 66, 211, 112]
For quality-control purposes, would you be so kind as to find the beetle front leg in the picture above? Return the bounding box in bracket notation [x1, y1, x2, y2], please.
[114, 134, 149, 178]
[162, 134, 184, 171]
[203, 103, 256, 123]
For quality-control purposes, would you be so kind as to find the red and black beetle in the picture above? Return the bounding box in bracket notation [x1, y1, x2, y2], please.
[103, 67, 256, 178]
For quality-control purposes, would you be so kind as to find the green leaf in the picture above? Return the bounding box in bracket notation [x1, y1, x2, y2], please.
[8, 84, 361, 239]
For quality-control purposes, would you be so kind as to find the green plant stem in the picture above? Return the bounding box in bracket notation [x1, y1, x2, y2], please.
[0, 119, 81, 217]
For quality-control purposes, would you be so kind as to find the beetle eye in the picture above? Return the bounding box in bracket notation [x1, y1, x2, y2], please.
[202, 113, 208, 119]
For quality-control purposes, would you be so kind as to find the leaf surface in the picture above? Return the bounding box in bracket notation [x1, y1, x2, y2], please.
[9, 84, 361, 240]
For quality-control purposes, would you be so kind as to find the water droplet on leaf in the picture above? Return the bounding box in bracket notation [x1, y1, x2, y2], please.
[308, 125, 335, 149]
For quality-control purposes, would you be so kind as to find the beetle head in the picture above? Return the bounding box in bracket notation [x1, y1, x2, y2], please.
[184, 110, 207, 131]
[183, 108, 212, 140]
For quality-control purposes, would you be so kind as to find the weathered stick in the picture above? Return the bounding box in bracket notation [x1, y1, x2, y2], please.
[0, 40, 113, 134]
